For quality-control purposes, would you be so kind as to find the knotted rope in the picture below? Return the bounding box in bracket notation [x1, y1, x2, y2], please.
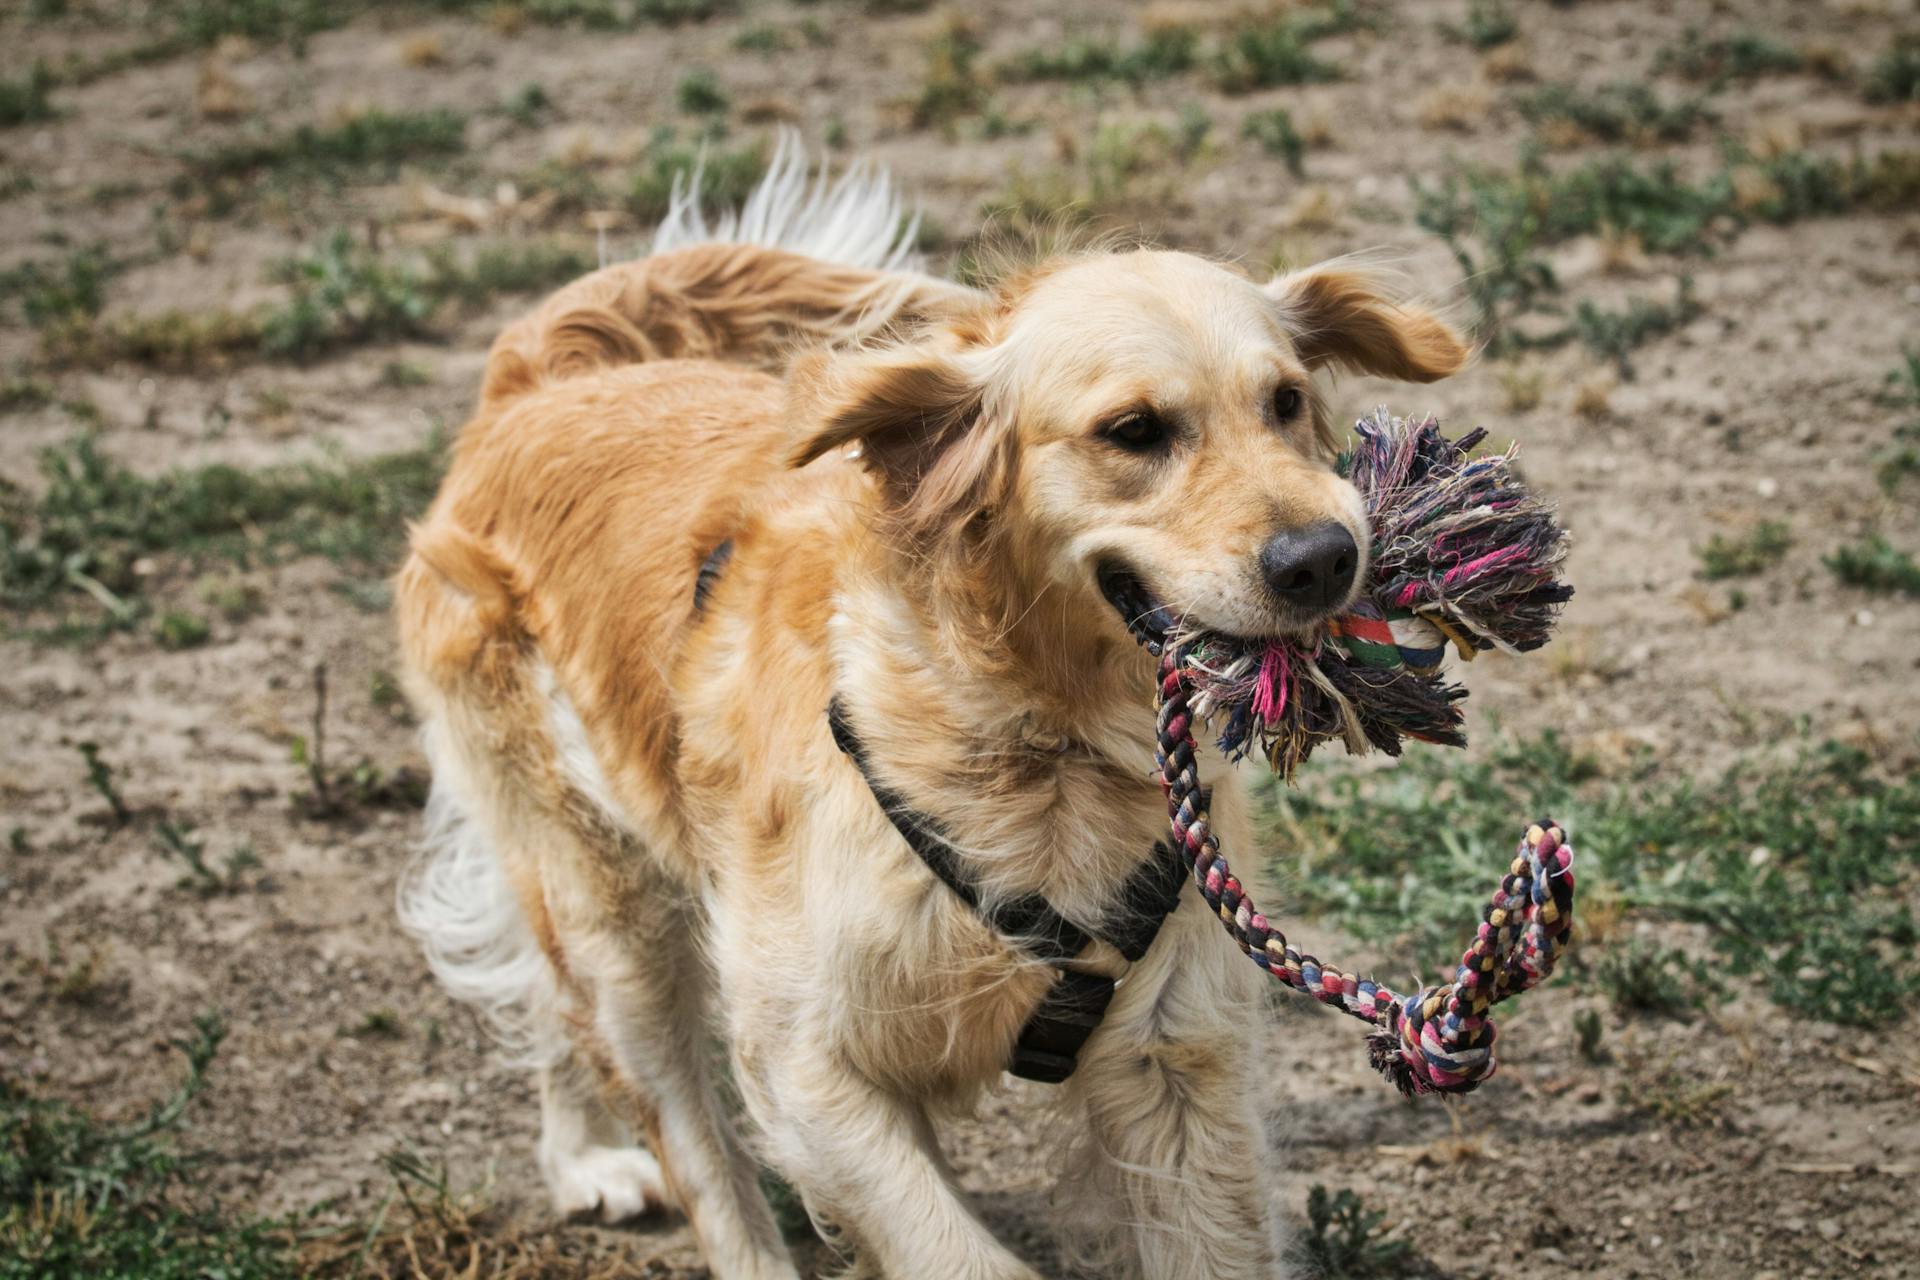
[1153, 650, 1576, 1097]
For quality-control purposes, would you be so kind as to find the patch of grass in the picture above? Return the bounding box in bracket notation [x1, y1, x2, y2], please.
[346, 1008, 405, 1039]
[1595, 940, 1717, 1017]
[380, 359, 432, 388]
[155, 820, 259, 893]
[1656, 28, 1803, 85]
[78, 742, 131, 827]
[0, 379, 54, 414]
[1864, 33, 1920, 104]
[46, 307, 267, 371]
[1411, 161, 1563, 352]
[676, 68, 729, 116]
[23, 933, 113, 1005]
[0, 61, 56, 128]
[1572, 1007, 1607, 1062]
[1, 246, 114, 330]
[501, 81, 550, 127]
[732, 23, 789, 53]
[1444, 0, 1517, 50]
[628, 130, 767, 221]
[1210, 13, 1344, 93]
[631, 0, 735, 22]
[981, 116, 1204, 234]
[1619, 1053, 1736, 1128]
[157, 0, 340, 50]
[182, 108, 467, 190]
[154, 609, 211, 651]
[1698, 520, 1791, 579]
[1573, 276, 1699, 378]
[913, 18, 987, 130]
[998, 26, 1197, 85]
[260, 232, 435, 361]
[1264, 733, 1920, 1027]
[1300, 1185, 1415, 1279]
[1517, 81, 1716, 145]
[423, 239, 591, 310]
[1242, 108, 1306, 176]
[1, 434, 442, 628]
[1825, 535, 1920, 596]
[1876, 349, 1920, 490]
[1415, 146, 1919, 348]
[290, 663, 429, 820]
[0, 1014, 302, 1280]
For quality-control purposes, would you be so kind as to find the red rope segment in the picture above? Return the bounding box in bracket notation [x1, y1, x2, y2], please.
[1154, 654, 1576, 1097]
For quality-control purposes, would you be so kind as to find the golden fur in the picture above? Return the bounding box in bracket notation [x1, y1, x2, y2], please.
[395, 226, 1465, 1279]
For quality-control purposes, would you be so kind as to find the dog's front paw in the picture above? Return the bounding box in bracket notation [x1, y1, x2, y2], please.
[543, 1145, 672, 1223]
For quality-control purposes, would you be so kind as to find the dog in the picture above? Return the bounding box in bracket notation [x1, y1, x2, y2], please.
[394, 141, 1466, 1280]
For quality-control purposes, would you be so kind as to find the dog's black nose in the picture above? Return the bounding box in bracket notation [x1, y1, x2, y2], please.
[1259, 521, 1359, 609]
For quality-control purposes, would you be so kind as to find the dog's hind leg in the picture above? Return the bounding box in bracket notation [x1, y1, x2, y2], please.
[561, 896, 800, 1280]
[538, 1052, 671, 1222]
[401, 708, 797, 1280]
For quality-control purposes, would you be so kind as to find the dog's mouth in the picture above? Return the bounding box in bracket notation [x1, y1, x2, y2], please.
[1098, 563, 1181, 655]
[1098, 561, 1338, 657]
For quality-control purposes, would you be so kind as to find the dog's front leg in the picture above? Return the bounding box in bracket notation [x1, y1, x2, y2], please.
[749, 1050, 1044, 1280]
[1063, 892, 1287, 1280]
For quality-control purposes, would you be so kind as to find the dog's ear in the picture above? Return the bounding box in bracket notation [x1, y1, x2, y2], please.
[787, 344, 1007, 537]
[1266, 267, 1469, 383]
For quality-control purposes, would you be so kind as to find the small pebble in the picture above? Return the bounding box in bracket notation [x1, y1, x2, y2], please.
[1756, 477, 1779, 498]
[1816, 1221, 1842, 1242]
[1856, 610, 1875, 628]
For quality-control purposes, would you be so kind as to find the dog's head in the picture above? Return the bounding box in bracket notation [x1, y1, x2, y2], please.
[790, 249, 1467, 653]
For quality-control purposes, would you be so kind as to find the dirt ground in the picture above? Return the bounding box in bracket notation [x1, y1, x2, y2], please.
[3, 1, 1919, 1277]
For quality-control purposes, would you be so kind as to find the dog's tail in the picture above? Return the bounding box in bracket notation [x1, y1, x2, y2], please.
[478, 132, 975, 414]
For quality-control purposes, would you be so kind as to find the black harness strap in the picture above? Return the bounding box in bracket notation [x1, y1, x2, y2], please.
[827, 698, 1185, 1083]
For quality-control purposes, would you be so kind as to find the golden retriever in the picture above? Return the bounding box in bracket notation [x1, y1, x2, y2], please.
[394, 142, 1466, 1280]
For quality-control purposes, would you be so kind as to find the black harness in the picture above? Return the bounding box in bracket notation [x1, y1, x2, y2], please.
[827, 699, 1188, 1083]
[693, 542, 1184, 1082]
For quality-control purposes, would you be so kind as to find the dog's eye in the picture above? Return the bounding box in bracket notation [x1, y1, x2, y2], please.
[1104, 411, 1172, 453]
[1273, 386, 1305, 423]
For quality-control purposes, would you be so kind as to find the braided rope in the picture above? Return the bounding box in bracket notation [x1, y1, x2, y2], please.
[1154, 650, 1576, 1097]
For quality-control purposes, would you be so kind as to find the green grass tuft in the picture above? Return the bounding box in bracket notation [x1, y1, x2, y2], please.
[1241, 108, 1307, 177]
[676, 68, 730, 116]
[1517, 81, 1715, 144]
[182, 108, 468, 190]
[0, 62, 56, 128]
[1300, 1185, 1415, 1279]
[628, 130, 767, 221]
[1825, 535, 1920, 596]
[1876, 349, 1920, 490]
[1445, 0, 1517, 51]
[1211, 19, 1342, 93]
[1698, 520, 1791, 580]
[0, 1014, 301, 1280]
[1264, 733, 1920, 1027]
[157, 0, 340, 50]
[2, 246, 114, 330]
[1, 434, 442, 628]
[1655, 28, 1803, 84]
[1864, 33, 1920, 104]
[1573, 277, 1700, 378]
[998, 27, 1197, 85]
[912, 20, 987, 130]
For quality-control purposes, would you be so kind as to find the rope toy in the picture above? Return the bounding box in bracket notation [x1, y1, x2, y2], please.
[1133, 409, 1577, 1096]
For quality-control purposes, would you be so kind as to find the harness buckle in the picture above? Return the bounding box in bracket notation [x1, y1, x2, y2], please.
[1008, 969, 1118, 1083]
